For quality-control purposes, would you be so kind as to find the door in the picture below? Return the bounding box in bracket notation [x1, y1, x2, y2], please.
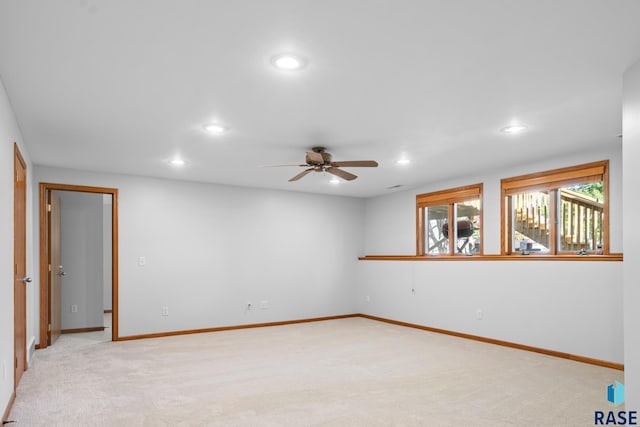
[48, 192, 62, 345]
[13, 144, 27, 388]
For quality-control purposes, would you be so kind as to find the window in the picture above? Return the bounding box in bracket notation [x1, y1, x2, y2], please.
[416, 184, 482, 256]
[501, 160, 609, 255]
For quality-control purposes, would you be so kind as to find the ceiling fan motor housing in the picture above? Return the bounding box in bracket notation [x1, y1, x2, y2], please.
[306, 148, 332, 166]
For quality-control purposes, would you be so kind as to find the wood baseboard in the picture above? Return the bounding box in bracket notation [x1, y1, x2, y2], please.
[112, 312, 622, 371]
[2, 391, 16, 424]
[116, 314, 360, 341]
[61, 326, 106, 334]
[358, 314, 624, 371]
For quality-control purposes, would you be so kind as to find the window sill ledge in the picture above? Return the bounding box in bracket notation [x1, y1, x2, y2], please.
[358, 254, 623, 262]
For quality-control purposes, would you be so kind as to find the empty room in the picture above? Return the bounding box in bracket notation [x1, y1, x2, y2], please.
[1, 1, 640, 426]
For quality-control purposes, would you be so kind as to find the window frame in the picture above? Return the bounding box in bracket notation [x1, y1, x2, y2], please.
[416, 183, 483, 256]
[500, 160, 609, 256]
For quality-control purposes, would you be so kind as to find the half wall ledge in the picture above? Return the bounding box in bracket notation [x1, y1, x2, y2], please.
[359, 254, 623, 262]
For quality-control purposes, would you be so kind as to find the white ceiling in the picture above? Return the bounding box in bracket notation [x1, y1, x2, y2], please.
[1, 1, 639, 197]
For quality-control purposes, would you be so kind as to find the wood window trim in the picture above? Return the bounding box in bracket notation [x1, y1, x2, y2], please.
[500, 160, 609, 256]
[501, 164, 606, 194]
[416, 183, 483, 256]
[416, 184, 482, 206]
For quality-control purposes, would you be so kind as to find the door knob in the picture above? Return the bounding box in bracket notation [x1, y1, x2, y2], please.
[22, 276, 32, 284]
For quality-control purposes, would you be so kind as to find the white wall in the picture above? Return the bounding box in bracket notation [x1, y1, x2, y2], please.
[358, 260, 623, 362]
[358, 147, 624, 363]
[33, 167, 364, 338]
[623, 59, 640, 410]
[56, 191, 104, 330]
[0, 78, 34, 418]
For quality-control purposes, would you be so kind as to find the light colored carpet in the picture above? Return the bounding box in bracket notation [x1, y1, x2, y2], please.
[8, 317, 623, 426]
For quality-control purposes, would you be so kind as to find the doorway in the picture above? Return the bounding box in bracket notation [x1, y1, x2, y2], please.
[38, 183, 119, 348]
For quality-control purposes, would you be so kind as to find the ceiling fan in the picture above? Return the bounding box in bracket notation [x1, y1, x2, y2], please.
[276, 147, 379, 182]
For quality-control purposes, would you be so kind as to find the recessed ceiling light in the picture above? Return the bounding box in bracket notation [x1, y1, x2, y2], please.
[271, 53, 307, 71]
[203, 123, 227, 134]
[397, 158, 411, 165]
[329, 177, 340, 184]
[169, 158, 185, 166]
[500, 124, 528, 134]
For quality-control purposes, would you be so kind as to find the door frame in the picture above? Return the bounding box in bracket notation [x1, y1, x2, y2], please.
[47, 192, 61, 345]
[38, 183, 119, 347]
[14, 143, 27, 389]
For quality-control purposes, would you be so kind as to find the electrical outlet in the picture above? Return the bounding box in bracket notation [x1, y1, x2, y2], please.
[260, 300, 269, 309]
[246, 302, 253, 311]
[365, 295, 371, 303]
[71, 304, 78, 313]
[161, 306, 169, 316]
[138, 256, 146, 267]
[476, 309, 483, 320]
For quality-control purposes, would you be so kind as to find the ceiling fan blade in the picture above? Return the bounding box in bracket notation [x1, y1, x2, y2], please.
[288, 168, 314, 182]
[330, 160, 378, 167]
[260, 164, 308, 168]
[306, 151, 325, 164]
[326, 167, 357, 181]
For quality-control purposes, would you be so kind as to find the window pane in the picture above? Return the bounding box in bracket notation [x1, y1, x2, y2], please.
[425, 204, 449, 255]
[454, 200, 481, 254]
[559, 183, 604, 252]
[512, 191, 550, 254]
